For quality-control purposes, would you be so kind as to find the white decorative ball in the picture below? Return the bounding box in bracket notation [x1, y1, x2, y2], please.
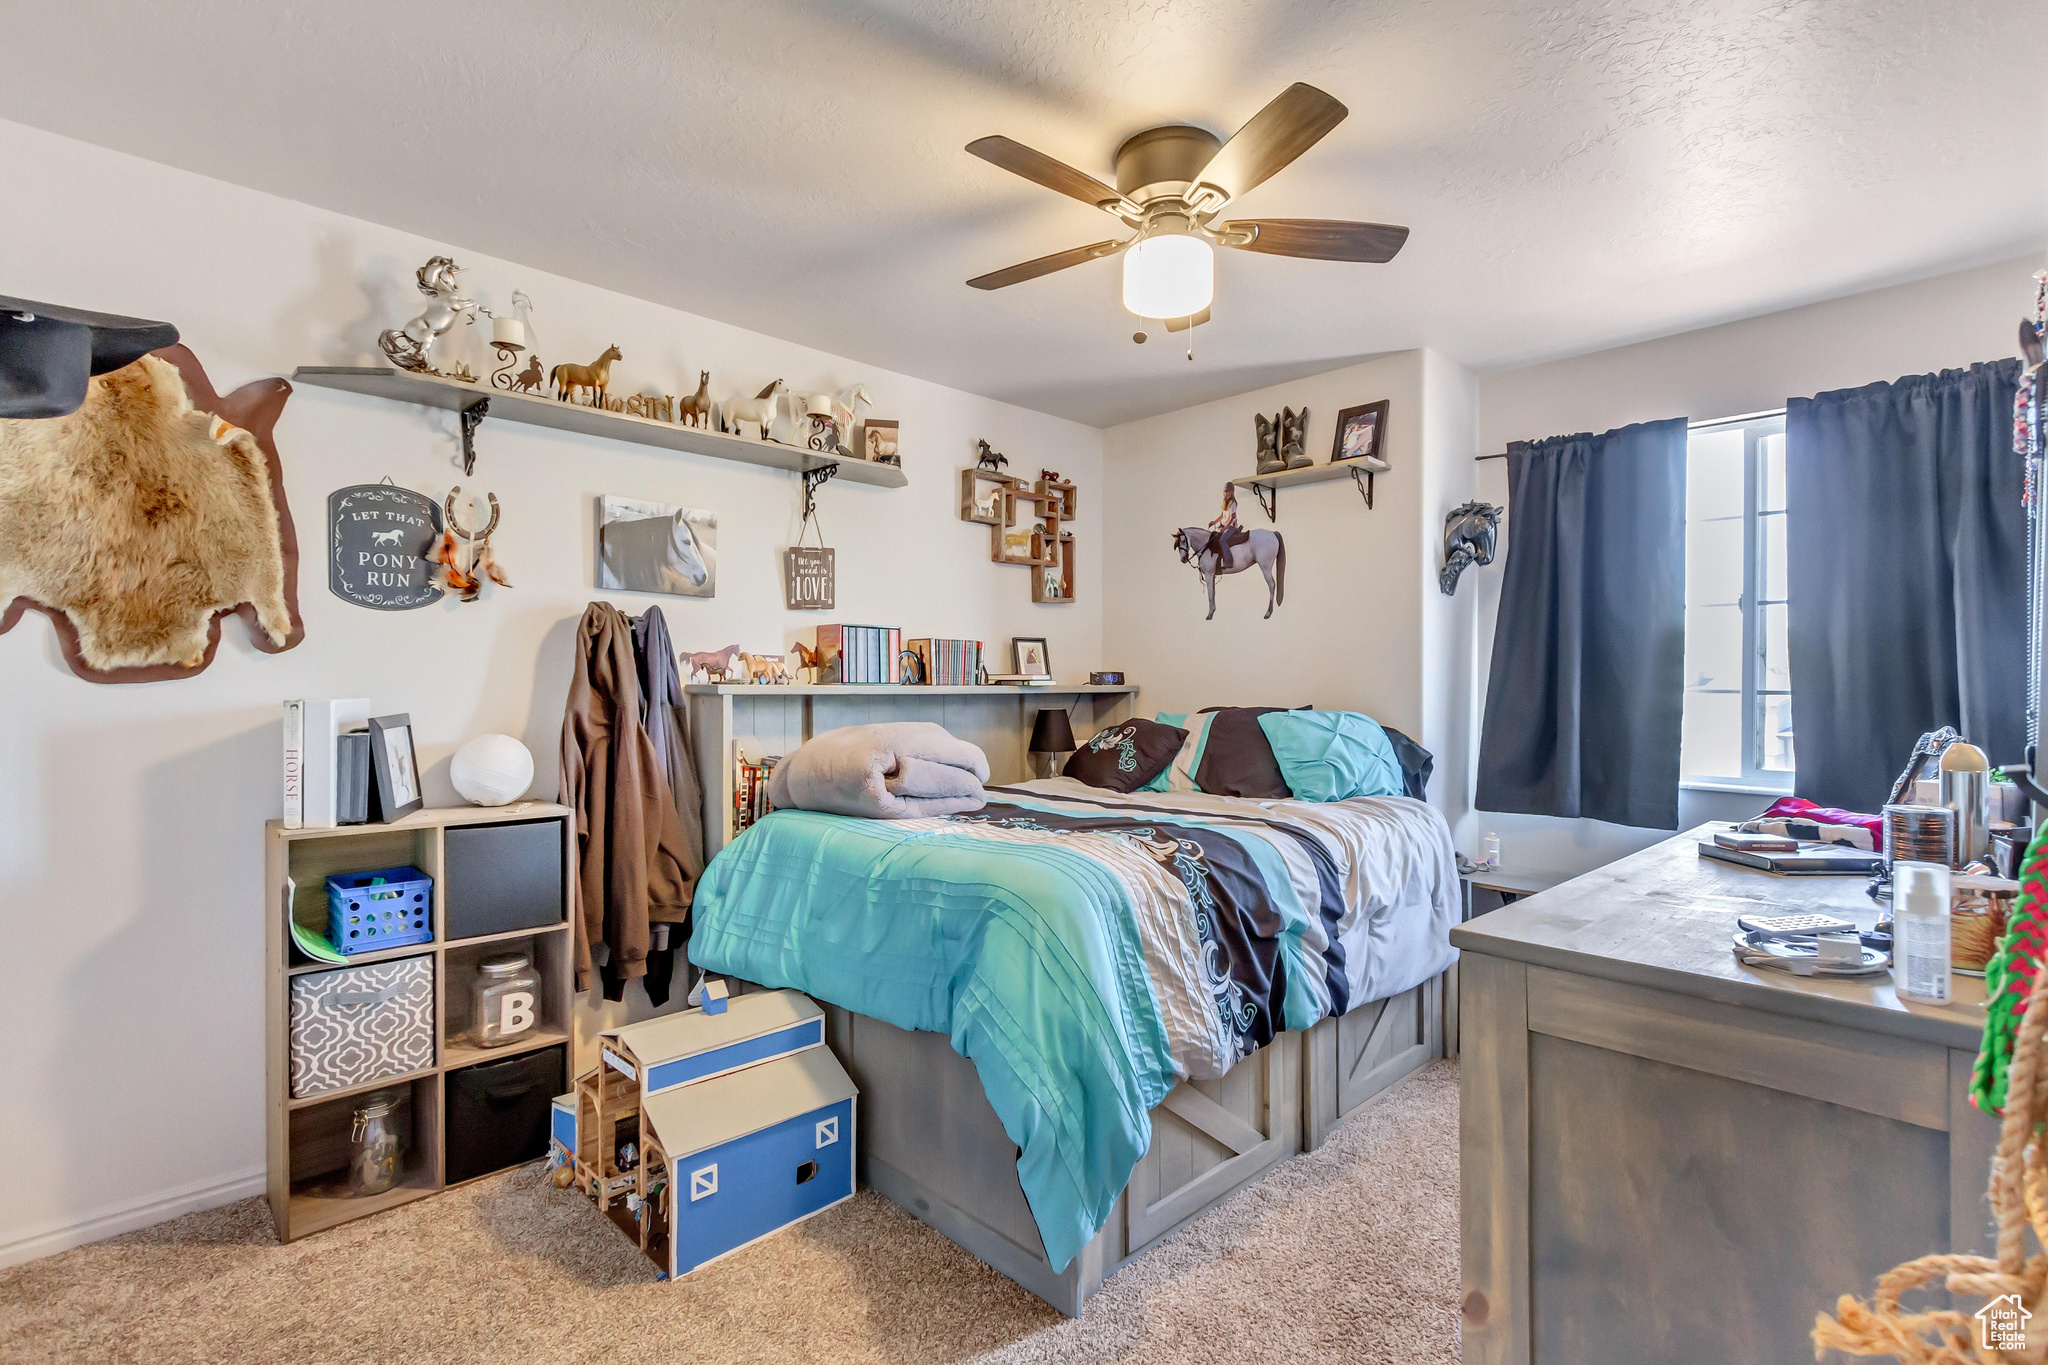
[450, 734, 534, 806]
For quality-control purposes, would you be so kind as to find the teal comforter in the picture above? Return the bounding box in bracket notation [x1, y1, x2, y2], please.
[687, 809, 1177, 1271]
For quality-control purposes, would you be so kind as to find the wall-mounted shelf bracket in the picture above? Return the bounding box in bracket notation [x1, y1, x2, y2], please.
[1247, 482, 1278, 521]
[800, 462, 838, 521]
[1350, 466, 1375, 510]
[459, 397, 488, 477]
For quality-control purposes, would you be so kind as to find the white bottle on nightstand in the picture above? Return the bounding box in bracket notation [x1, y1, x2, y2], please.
[1893, 860, 1951, 1005]
[1481, 832, 1501, 869]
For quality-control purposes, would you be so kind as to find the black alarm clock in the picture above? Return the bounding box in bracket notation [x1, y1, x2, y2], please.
[1089, 671, 1124, 685]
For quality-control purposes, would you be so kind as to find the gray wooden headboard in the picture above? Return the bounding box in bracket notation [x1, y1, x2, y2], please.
[684, 683, 1138, 857]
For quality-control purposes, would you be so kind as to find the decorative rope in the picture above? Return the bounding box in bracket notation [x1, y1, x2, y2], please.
[1814, 825, 2048, 1361]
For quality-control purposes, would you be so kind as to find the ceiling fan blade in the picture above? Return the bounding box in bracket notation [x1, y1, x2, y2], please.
[966, 136, 1134, 216]
[967, 239, 1126, 290]
[1193, 83, 1348, 208]
[1163, 306, 1211, 332]
[1221, 219, 1409, 262]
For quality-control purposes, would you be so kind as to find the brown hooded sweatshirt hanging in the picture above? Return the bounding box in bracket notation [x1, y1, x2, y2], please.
[560, 602, 693, 992]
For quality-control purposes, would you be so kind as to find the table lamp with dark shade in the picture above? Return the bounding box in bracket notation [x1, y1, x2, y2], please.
[1029, 707, 1077, 779]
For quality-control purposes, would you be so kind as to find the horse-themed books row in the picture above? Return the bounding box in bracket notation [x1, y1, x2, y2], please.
[376, 253, 897, 463]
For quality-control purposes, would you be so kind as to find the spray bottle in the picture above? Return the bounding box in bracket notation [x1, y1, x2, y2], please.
[1893, 860, 1952, 1005]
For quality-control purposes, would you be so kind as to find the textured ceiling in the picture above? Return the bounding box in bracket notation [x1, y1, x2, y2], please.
[2, 0, 2041, 426]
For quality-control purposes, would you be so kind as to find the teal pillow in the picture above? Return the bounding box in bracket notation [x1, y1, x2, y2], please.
[1255, 711, 1405, 802]
[1139, 713, 1189, 791]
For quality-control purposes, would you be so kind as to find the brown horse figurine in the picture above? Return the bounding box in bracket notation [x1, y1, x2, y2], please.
[678, 370, 713, 428]
[551, 344, 622, 406]
[788, 640, 821, 681]
[512, 354, 545, 394]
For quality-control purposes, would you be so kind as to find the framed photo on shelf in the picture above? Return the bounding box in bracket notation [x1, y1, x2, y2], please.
[1012, 637, 1051, 678]
[368, 713, 424, 822]
[1330, 400, 1391, 467]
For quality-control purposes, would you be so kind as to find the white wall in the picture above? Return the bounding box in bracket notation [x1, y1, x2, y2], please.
[1101, 349, 1483, 832]
[1463, 253, 2043, 878]
[0, 119, 1104, 1264]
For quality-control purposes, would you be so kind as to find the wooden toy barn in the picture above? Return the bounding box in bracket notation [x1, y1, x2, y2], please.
[551, 986, 857, 1278]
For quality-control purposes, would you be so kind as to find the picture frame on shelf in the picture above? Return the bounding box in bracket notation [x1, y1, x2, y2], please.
[1330, 399, 1391, 468]
[368, 713, 424, 822]
[1012, 637, 1051, 678]
[864, 419, 900, 466]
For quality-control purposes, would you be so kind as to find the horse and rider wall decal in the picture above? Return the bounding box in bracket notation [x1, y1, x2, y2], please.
[1174, 484, 1285, 619]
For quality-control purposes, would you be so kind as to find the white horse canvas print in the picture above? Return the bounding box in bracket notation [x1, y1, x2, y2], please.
[597, 496, 718, 598]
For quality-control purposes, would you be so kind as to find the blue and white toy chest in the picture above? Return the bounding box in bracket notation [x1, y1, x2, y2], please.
[554, 988, 856, 1278]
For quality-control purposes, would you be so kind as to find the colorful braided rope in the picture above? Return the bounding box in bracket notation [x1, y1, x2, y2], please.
[1973, 822, 2048, 1115]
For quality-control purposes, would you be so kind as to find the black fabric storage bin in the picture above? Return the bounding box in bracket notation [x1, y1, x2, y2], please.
[444, 818, 564, 941]
[445, 1045, 566, 1185]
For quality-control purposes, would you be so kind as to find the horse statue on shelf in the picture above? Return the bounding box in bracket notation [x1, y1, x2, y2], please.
[1173, 524, 1286, 620]
[1439, 500, 1501, 595]
[551, 344, 621, 407]
[831, 384, 872, 442]
[678, 370, 713, 428]
[377, 256, 479, 375]
[724, 379, 786, 440]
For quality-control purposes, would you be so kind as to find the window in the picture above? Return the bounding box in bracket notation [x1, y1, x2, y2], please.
[1682, 412, 1793, 789]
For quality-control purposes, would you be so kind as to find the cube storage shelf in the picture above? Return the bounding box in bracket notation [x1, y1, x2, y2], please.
[264, 803, 576, 1242]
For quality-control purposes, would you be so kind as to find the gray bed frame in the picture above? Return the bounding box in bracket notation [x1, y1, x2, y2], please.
[825, 975, 1443, 1316]
[688, 682, 1446, 1314]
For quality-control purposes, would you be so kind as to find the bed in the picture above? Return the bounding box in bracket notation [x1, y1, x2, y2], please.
[687, 764, 1459, 1313]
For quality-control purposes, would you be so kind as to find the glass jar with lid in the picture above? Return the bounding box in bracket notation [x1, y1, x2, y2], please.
[470, 952, 541, 1049]
[348, 1090, 404, 1196]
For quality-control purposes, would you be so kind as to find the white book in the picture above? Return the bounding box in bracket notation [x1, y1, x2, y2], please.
[281, 699, 305, 829]
[302, 698, 372, 829]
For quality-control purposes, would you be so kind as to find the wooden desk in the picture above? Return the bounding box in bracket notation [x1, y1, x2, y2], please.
[1453, 826, 1998, 1365]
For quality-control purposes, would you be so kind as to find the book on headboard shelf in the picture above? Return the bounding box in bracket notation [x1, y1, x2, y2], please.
[815, 624, 902, 684]
[907, 638, 982, 686]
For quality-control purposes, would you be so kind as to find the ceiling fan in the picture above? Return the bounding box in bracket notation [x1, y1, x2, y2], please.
[964, 83, 1408, 335]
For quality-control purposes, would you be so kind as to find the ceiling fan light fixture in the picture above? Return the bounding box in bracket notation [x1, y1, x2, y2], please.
[1122, 230, 1212, 321]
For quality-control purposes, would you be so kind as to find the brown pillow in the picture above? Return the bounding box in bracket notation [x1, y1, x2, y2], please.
[1064, 717, 1187, 793]
[1193, 706, 1306, 799]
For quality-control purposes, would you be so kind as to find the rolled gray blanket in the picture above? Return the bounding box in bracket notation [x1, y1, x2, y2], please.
[766, 722, 990, 819]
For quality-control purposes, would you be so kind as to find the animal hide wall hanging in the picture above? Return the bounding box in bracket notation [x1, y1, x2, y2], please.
[0, 345, 303, 682]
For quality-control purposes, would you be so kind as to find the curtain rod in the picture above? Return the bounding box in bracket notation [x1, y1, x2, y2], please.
[1474, 409, 1788, 461]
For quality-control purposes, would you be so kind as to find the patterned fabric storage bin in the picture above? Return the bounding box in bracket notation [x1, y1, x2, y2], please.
[289, 955, 435, 1099]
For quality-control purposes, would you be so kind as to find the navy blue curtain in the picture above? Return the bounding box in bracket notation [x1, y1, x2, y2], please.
[1786, 361, 2024, 812]
[1476, 418, 1688, 829]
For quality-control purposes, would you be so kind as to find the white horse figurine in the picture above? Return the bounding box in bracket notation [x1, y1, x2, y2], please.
[724, 379, 786, 441]
[831, 383, 872, 437]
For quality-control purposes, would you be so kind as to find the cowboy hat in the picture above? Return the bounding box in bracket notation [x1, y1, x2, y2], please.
[0, 295, 179, 418]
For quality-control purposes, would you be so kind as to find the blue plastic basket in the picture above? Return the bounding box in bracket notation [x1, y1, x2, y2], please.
[326, 865, 434, 954]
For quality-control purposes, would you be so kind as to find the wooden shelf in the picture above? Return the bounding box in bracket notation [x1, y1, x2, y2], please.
[288, 1063, 439, 1111]
[684, 683, 1137, 697]
[287, 940, 436, 976]
[267, 806, 576, 1242]
[1230, 457, 1388, 491]
[443, 1026, 573, 1073]
[269, 801, 572, 841]
[287, 1177, 438, 1238]
[292, 367, 908, 488]
[444, 921, 572, 951]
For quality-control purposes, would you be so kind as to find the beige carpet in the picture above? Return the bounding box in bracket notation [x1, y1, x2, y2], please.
[0, 1061, 1458, 1365]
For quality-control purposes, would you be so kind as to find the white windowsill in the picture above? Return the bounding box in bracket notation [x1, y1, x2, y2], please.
[1681, 776, 1795, 797]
